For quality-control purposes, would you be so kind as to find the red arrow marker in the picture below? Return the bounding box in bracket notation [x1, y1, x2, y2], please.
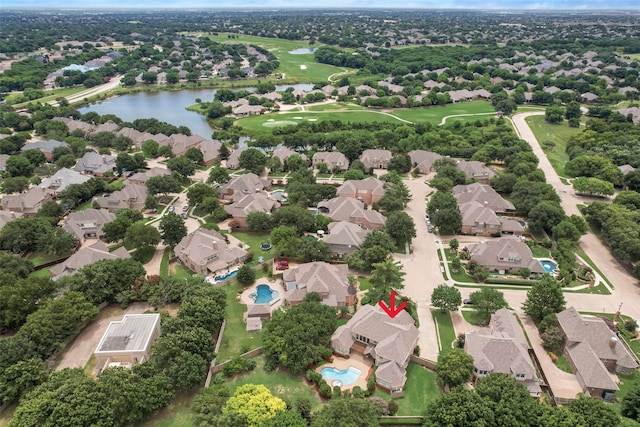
[378, 290, 407, 318]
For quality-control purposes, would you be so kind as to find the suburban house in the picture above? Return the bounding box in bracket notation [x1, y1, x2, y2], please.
[168, 134, 204, 157]
[74, 151, 117, 176]
[456, 160, 497, 184]
[556, 307, 639, 400]
[331, 304, 419, 393]
[94, 183, 147, 212]
[283, 261, 356, 307]
[359, 149, 392, 170]
[232, 104, 265, 117]
[224, 193, 280, 228]
[312, 152, 350, 171]
[318, 197, 387, 230]
[459, 201, 524, 236]
[125, 167, 171, 186]
[336, 177, 386, 205]
[1, 186, 53, 216]
[0, 210, 22, 231]
[199, 140, 223, 164]
[323, 221, 371, 259]
[62, 208, 116, 242]
[50, 241, 130, 280]
[94, 313, 161, 372]
[21, 139, 68, 162]
[271, 146, 308, 166]
[226, 147, 248, 170]
[175, 227, 248, 276]
[618, 164, 636, 176]
[453, 183, 515, 214]
[39, 167, 90, 194]
[219, 173, 271, 202]
[466, 236, 545, 275]
[465, 308, 541, 397]
[408, 150, 443, 174]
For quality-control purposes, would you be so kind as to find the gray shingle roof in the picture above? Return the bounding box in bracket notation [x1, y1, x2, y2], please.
[96, 313, 160, 353]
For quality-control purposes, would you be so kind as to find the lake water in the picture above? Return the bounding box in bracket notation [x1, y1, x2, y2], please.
[288, 48, 317, 55]
[79, 83, 314, 138]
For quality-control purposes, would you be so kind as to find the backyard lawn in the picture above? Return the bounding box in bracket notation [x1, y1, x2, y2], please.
[358, 276, 373, 291]
[169, 263, 194, 279]
[525, 115, 581, 177]
[231, 231, 276, 263]
[460, 309, 483, 326]
[374, 362, 440, 416]
[431, 310, 456, 353]
[214, 281, 263, 363]
[26, 251, 71, 267]
[530, 245, 552, 258]
[555, 355, 573, 374]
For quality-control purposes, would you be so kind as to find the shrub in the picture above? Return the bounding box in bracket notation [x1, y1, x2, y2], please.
[213, 373, 225, 384]
[352, 386, 365, 398]
[623, 319, 638, 334]
[548, 351, 558, 363]
[388, 400, 399, 416]
[264, 358, 277, 372]
[319, 382, 332, 398]
[306, 369, 322, 385]
[333, 386, 342, 398]
[456, 333, 465, 348]
[222, 356, 255, 377]
[413, 345, 421, 356]
[367, 373, 376, 393]
[370, 396, 389, 415]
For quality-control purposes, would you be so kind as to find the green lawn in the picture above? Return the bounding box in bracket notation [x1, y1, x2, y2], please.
[29, 268, 51, 279]
[75, 199, 95, 211]
[305, 102, 365, 112]
[391, 101, 496, 124]
[138, 390, 198, 427]
[132, 246, 156, 264]
[530, 245, 552, 258]
[214, 281, 263, 363]
[431, 310, 456, 353]
[231, 231, 276, 263]
[170, 263, 194, 279]
[374, 363, 440, 416]
[460, 309, 483, 326]
[26, 251, 71, 267]
[555, 355, 573, 374]
[159, 247, 171, 277]
[576, 248, 613, 289]
[525, 115, 581, 177]
[358, 276, 373, 291]
[449, 265, 478, 283]
[9, 86, 88, 107]
[195, 33, 351, 82]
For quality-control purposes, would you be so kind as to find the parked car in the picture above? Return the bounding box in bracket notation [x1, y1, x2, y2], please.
[276, 260, 289, 271]
[181, 212, 188, 219]
[427, 226, 433, 233]
[182, 205, 189, 212]
[168, 206, 174, 212]
[463, 298, 473, 305]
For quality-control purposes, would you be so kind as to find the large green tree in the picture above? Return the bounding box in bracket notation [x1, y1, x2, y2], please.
[431, 284, 462, 313]
[621, 384, 640, 422]
[223, 384, 287, 427]
[239, 148, 267, 175]
[469, 287, 508, 325]
[522, 275, 566, 322]
[435, 349, 474, 388]
[262, 296, 336, 374]
[384, 211, 416, 249]
[159, 212, 187, 246]
[425, 387, 494, 427]
[124, 223, 161, 250]
[365, 258, 405, 304]
[311, 396, 383, 427]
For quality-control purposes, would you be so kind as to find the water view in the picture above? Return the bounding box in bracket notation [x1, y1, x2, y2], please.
[79, 83, 314, 138]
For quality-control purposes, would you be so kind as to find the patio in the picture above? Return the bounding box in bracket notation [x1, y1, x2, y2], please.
[239, 279, 285, 310]
[317, 353, 373, 391]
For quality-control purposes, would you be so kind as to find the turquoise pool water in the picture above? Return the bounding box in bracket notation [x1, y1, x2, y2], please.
[253, 284, 279, 304]
[320, 366, 362, 386]
[540, 259, 558, 273]
[214, 269, 238, 282]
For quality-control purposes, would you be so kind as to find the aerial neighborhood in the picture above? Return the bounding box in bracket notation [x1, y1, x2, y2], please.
[0, 7, 640, 427]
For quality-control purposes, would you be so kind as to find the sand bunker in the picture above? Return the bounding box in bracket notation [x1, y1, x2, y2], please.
[300, 65, 307, 70]
[263, 120, 298, 127]
[307, 118, 318, 121]
[266, 119, 275, 122]
[293, 116, 303, 119]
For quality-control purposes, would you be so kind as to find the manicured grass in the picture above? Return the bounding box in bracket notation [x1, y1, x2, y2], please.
[169, 263, 194, 279]
[616, 370, 640, 405]
[567, 282, 611, 295]
[159, 247, 171, 277]
[0, 401, 18, 427]
[449, 264, 477, 283]
[530, 245, 552, 258]
[10, 86, 88, 107]
[375, 363, 440, 416]
[132, 246, 156, 264]
[525, 115, 581, 177]
[26, 251, 71, 267]
[231, 231, 276, 263]
[138, 390, 198, 427]
[84, 354, 96, 377]
[28, 268, 51, 279]
[555, 355, 573, 374]
[576, 248, 613, 289]
[214, 281, 263, 363]
[305, 102, 365, 111]
[431, 310, 456, 353]
[75, 199, 95, 211]
[460, 309, 483, 326]
[392, 101, 496, 124]
[358, 276, 373, 291]
[226, 357, 324, 410]
[196, 32, 351, 82]
[336, 318, 349, 327]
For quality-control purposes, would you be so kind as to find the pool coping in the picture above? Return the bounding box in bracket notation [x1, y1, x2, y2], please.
[316, 354, 373, 391]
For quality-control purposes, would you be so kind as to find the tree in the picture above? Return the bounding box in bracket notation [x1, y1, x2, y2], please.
[474, 374, 536, 427]
[428, 191, 462, 235]
[384, 211, 416, 249]
[1, 176, 29, 194]
[366, 258, 405, 304]
[469, 288, 508, 325]
[187, 183, 217, 206]
[267, 156, 282, 173]
[573, 177, 615, 196]
[115, 152, 146, 175]
[224, 384, 287, 427]
[425, 386, 494, 427]
[431, 284, 462, 312]
[5, 155, 34, 177]
[0, 217, 58, 253]
[178, 283, 226, 332]
[141, 139, 159, 157]
[541, 326, 565, 351]
[167, 156, 196, 178]
[0, 357, 47, 402]
[160, 212, 187, 247]
[568, 395, 621, 427]
[0, 272, 57, 330]
[436, 348, 474, 388]
[191, 385, 231, 426]
[527, 201, 566, 234]
[63, 258, 145, 305]
[36, 200, 64, 223]
[246, 211, 272, 231]
[237, 265, 256, 286]
[0, 252, 34, 278]
[263, 409, 308, 427]
[271, 205, 315, 233]
[545, 104, 565, 123]
[146, 175, 182, 197]
[297, 236, 332, 262]
[102, 216, 133, 242]
[124, 223, 161, 249]
[621, 384, 640, 422]
[522, 275, 566, 322]
[511, 181, 560, 215]
[144, 194, 159, 211]
[208, 166, 230, 184]
[185, 147, 204, 165]
[262, 297, 335, 374]
[311, 396, 383, 427]
[239, 148, 267, 175]
[565, 101, 582, 120]
[449, 238, 459, 253]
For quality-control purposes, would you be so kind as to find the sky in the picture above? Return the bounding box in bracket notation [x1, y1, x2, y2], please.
[2, 0, 639, 9]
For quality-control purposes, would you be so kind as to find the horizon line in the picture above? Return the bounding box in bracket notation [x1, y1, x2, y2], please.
[2, 7, 640, 11]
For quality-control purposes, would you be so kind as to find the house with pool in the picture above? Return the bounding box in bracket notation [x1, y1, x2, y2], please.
[175, 227, 248, 276]
[465, 236, 545, 276]
[331, 304, 419, 394]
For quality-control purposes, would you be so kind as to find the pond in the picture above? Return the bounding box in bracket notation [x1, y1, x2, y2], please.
[79, 83, 314, 138]
[288, 48, 317, 55]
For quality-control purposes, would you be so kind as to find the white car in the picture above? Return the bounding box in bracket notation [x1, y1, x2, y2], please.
[168, 206, 174, 212]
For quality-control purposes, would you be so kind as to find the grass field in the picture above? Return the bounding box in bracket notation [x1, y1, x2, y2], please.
[530, 245, 552, 258]
[374, 362, 440, 416]
[391, 101, 496, 124]
[305, 102, 365, 111]
[232, 231, 276, 264]
[235, 110, 401, 132]
[8, 86, 88, 107]
[525, 115, 581, 177]
[358, 276, 373, 291]
[460, 309, 483, 326]
[26, 251, 71, 267]
[431, 310, 456, 353]
[554, 355, 573, 374]
[195, 33, 352, 82]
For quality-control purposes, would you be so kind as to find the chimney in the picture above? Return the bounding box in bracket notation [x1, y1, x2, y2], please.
[609, 336, 618, 348]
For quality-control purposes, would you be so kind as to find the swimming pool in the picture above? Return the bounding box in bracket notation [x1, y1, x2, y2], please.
[270, 190, 287, 202]
[320, 366, 362, 386]
[252, 284, 279, 304]
[540, 259, 558, 273]
[214, 269, 238, 282]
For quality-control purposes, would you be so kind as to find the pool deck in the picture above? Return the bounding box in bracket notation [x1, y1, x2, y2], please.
[240, 279, 285, 311]
[317, 353, 373, 391]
